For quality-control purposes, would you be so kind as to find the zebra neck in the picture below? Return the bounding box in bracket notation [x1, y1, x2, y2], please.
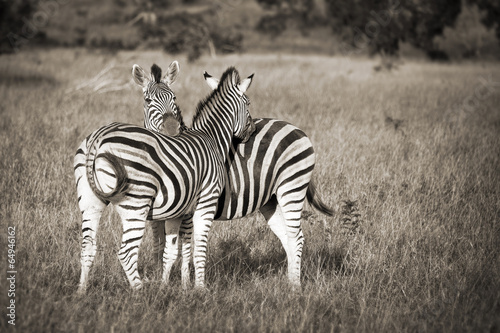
[191, 68, 240, 160]
[173, 103, 186, 128]
[192, 108, 234, 160]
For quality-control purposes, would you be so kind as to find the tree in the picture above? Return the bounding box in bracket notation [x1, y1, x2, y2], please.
[401, 0, 462, 58]
[138, 3, 243, 62]
[472, 0, 500, 41]
[255, 0, 464, 59]
[325, 0, 462, 58]
[0, 0, 39, 53]
[256, 0, 325, 36]
[325, 0, 404, 56]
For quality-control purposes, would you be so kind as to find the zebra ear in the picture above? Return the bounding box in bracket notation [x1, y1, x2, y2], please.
[163, 60, 180, 86]
[237, 74, 254, 93]
[203, 71, 219, 90]
[132, 64, 149, 88]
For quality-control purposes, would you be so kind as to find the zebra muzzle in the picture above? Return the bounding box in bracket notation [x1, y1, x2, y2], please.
[162, 114, 181, 136]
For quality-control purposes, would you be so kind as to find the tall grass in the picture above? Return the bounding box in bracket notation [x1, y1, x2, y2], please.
[1, 49, 499, 332]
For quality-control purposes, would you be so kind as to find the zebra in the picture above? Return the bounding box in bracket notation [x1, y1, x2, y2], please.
[132, 61, 187, 135]
[74, 66, 255, 293]
[135, 66, 334, 289]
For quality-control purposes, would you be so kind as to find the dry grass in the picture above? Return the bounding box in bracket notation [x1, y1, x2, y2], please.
[0, 48, 499, 332]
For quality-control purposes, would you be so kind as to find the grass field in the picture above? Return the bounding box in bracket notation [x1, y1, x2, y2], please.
[0, 48, 499, 332]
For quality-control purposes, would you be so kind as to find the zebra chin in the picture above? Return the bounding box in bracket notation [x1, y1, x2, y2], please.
[161, 114, 182, 136]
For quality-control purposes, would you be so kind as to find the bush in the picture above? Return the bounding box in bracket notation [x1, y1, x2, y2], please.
[0, 0, 38, 53]
[141, 10, 243, 62]
[256, 13, 288, 37]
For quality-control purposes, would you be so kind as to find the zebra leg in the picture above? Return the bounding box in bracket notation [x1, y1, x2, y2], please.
[260, 196, 290, 258]
[161, 218, 182, 284]
[151, 220, 166, 264]
[75, 152, 107, 295]
[139, 219, 165, 281]
[115, 205, 148, 290]
[179, 214, 193, 289]
[192, 208, 216, 289]
[77, 198, 106, 294]
[277, 191, 307, 288]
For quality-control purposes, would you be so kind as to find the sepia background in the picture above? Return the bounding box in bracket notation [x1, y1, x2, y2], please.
[1, 0, 499, 331]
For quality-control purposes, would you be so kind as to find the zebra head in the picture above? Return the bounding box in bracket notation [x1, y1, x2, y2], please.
[236, 74, 256, 143]
[203, 69, 255, 143]
[203, 70, 255, 142]
[132, 61, 183, 135]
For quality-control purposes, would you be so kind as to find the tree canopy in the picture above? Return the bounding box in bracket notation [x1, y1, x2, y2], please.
[256, 0, 493, 59]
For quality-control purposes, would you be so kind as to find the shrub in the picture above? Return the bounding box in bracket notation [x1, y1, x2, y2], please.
[0, 0, 38, 53]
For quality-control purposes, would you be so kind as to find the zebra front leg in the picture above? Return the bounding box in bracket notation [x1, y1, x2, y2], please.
[115, 206, 148, 290]
[161, 218, 182, 285]
[192, 209, 216, 289]
[180, 214, 193, 289]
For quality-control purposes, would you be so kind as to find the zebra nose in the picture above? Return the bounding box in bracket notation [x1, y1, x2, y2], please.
[162, 114, 181, 136]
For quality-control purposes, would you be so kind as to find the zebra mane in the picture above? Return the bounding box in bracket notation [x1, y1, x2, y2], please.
[192, 67, 240, 124]
[151, 64, 162, 83]
[175, 104, 188, 130]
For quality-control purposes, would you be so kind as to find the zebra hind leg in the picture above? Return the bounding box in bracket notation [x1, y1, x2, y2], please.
[115, 205, 148, 290]
[75, 155, 108, 295]
[279, 193, 306, 289]
[151, 220, 166, 264]
[263, 190, 307, 289]
[77, 199, 106, 295]
[142, 220, 165, 281]
[161, 218, 182, 285]
[260, 197, 295, 281]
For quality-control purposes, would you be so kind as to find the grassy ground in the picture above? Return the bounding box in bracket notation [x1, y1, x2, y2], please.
[0, 48, 499, 332]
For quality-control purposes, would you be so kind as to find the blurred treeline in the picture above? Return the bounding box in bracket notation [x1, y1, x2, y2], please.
[1, 0, 499, 61]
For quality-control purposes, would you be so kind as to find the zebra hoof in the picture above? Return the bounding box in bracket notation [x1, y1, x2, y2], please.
[193, 282, 207, 291]
[76, 283, 87, 295]
[289, 281, 302, 292]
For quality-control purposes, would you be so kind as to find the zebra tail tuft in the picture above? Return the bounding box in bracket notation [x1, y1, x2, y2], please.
[306, 180, 334, 216]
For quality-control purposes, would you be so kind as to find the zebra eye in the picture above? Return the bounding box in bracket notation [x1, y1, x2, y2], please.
[145, 98, 152, 104]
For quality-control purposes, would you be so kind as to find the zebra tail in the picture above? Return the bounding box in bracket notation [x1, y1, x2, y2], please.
[306, 180, 334, 216]
[86, 138, 128, 200]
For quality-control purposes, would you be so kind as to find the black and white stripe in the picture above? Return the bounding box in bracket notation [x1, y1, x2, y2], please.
[132, 61, 187, 135]
[74, 67, 254, 293]
[148, 70, 333, 288]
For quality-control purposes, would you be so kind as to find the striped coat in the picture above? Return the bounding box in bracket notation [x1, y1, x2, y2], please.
[140, 68, 333, 288]
[74, 67, 254, 293]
